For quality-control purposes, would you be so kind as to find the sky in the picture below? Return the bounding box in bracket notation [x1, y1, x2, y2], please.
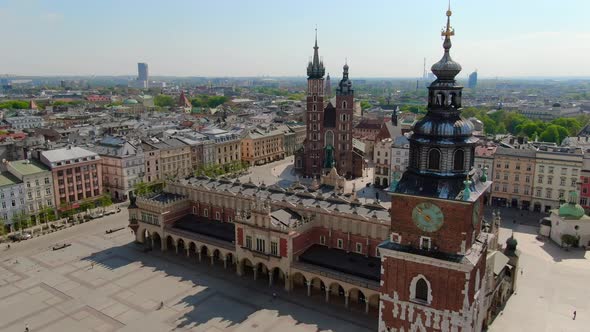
[0, 0, 589, 78]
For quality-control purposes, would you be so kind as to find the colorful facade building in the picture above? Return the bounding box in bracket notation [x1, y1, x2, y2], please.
[490, 147, 536, 210]
[39, 146, 103, 211]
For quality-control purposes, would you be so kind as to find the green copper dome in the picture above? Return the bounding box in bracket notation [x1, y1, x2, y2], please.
[123, 98, 138, 105]
[558, 202, 585, 219]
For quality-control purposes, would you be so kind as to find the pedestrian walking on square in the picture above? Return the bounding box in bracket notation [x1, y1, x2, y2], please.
[573, 310, 576, 320]
[25, 324, 29, 332]
[520, 268, 523, 276]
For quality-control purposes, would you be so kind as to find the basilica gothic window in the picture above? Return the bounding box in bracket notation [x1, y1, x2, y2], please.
[325, 131, 334, 147]
[428, 149, 441, 170]
[453, 149, 465, 171]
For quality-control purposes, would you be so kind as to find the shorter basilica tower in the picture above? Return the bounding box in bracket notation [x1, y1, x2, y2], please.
[378, 6, 491, 332]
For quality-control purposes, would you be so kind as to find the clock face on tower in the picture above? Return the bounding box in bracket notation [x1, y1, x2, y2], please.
[412, 202, 444, 233]
[473, 200, 480, 227]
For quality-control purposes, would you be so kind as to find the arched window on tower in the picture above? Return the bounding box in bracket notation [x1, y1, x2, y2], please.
[436, 92, 445, 106]
[410, 274, 432, 305]
[428, 149, 441, 170]
[342, 100, 347, 109]
[415, 278, 428, 302]
[313, 104, 317, 111]
[450, 93, 457, 108]
[453, 149, 465, 171]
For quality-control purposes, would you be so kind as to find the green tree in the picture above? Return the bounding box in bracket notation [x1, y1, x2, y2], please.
[133, 182, 153, 196]
[79, 199, 94, 215]
[99, 194, 113, 208]
[13, 212, 32, 232]
[551, 118, 582, 136]
[540, 125, 569, 144]
[360, 100, 372, 110]
[154, 94, 175, 107]
[0, 100, 29, 109]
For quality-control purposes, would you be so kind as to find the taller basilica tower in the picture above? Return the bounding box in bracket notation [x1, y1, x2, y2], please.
[378, 7, 491, 332]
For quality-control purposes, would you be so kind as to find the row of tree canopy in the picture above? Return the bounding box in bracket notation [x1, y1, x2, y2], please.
[153, 94, 228, 108]
[461, 108, 587, 144]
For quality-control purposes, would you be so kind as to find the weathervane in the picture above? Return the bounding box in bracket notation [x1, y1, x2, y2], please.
[441, 0, 455, 39]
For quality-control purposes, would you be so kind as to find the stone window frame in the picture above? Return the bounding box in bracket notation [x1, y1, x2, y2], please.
[409, 274, 433, 305]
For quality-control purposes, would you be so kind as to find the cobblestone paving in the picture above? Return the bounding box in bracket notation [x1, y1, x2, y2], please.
[0, 212, 375, 332]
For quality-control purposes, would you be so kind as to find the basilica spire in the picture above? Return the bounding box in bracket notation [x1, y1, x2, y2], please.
[307, 28, 325, 79]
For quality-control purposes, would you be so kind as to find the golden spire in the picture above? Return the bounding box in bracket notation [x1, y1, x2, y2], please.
[441, 0, 455, 39]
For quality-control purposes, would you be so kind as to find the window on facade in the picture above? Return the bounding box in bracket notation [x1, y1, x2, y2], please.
[203, 209, 209, 217]
[547, 177, 553, 185]
[503, 174, 508, 181]
[420, 237, 431, 250]
[571, 178, 577, 187]
[319, 235, 326, 245]
[356, 243, 362, 253]
[271, 241, 278, 256]
[581, 197, 588, 206]
[524, 187, 530, 195]
[504, 163, 509, 169]
[560, 178, 566, 186]
[256, 238, 265, 252]
[515, 163, 521, 170]
[559, 191, 565, 200]
[495, 173, 500, 180]
[502, 184, 507, 192]
[514, 174, 520, 182]
[337, 239, 343, 249]
[415, 278, 429, 302]
[546, 189, 552, 199]
[536, 189, 542, 197]
[548, 167, 554, 174]
[245, 236, 252, 249]
[513, 186, 519, 194]
[453, 149, 464, 171]
[428, 149, 441, 170]
[525, 175, 530, 183]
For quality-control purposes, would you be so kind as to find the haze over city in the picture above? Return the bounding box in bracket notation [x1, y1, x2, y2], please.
[1, 0, 589, 78]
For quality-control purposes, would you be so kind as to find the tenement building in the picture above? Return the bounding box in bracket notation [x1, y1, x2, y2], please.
[490, 147, 535, 210]
[128, 7, 514, 332]
[294, 34, 363, 179]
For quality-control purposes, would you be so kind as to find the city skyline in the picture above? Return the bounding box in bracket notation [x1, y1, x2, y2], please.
[0, 0, 589, 78]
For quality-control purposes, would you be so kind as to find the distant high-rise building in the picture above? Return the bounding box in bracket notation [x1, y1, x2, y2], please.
[468, 70, 478, 89]
[138, 62, 149, 82]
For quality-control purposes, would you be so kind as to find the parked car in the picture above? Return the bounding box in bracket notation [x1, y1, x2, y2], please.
[9, 232, 32, 241]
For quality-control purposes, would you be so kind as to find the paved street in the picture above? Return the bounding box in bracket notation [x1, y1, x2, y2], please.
[0, 211, 375, 332]
[1, 205, 588, 331]
[489, 209, 590, 332]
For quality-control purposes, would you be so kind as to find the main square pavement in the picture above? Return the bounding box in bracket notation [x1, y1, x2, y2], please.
[1, 204, 589, 331]
[0, 211, 375, 332]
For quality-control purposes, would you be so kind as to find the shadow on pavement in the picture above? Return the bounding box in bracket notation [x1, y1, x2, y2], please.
[80, 241, 375, 332]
